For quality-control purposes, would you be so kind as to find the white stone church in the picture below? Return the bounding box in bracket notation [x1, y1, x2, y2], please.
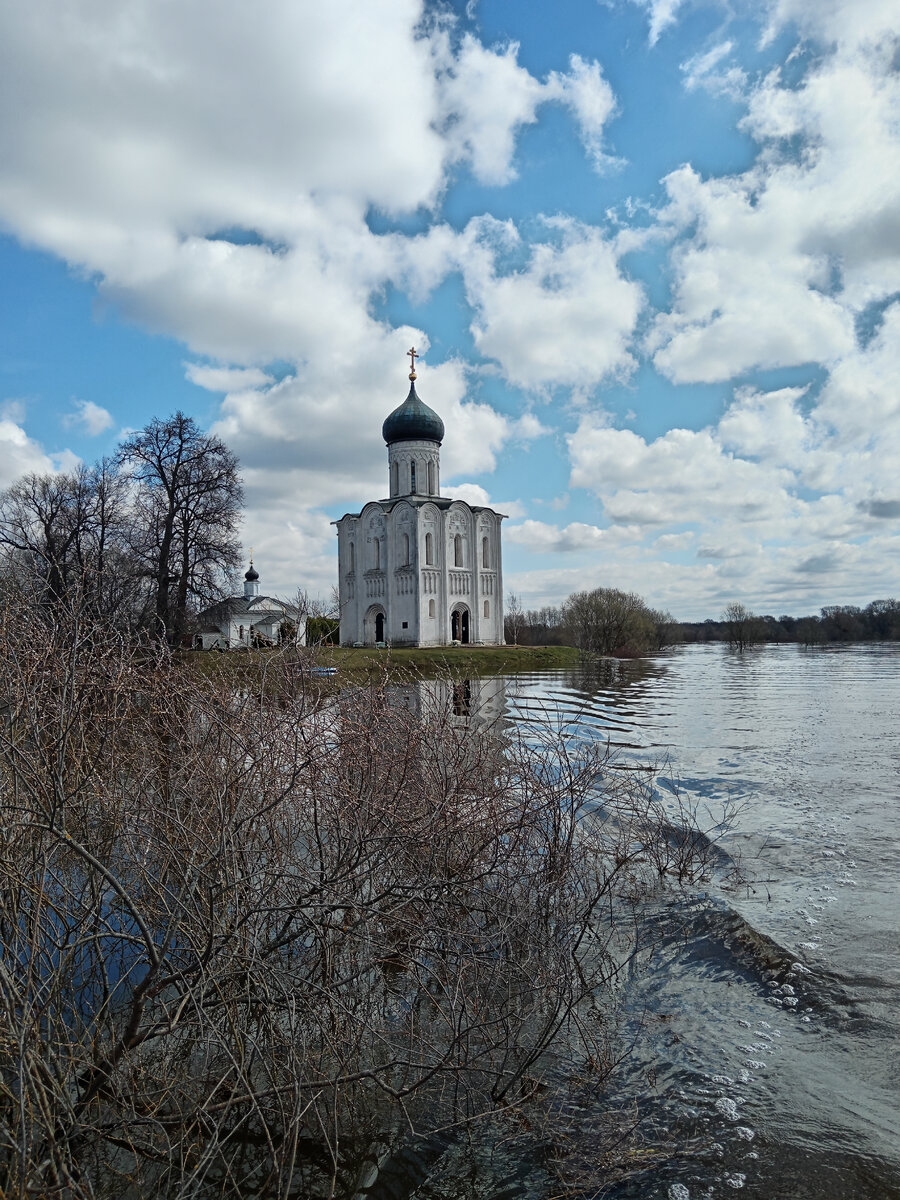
[334, 350, 505, 647]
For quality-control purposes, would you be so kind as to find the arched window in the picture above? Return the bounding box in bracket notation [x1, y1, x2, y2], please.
[484, 600, 490, 618]
[429, 598, 435, 618]
[349, 541, 355, 573]
[482, 536, 489, 568]
[374, 537, 380, 569]
[425, 531, 433, 565]
[428, 461, 435, 494]
[402, 532, 410, 565]
[410, 460, 417, 493]
[454, 534, 463, 567]
[238, 625, 244, 641]
[391, 462, 399, 495]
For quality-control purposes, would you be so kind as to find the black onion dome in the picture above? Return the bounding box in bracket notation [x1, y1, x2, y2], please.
[382, 381, 445, 445]
[244, 562, 259, 582]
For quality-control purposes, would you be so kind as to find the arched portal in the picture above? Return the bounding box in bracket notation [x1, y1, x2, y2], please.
[364, 605, 387, 645]
[450, 605, 470, 644]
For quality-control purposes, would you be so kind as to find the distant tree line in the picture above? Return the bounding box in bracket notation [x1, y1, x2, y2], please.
[682, 598, 900, 647]
[506, 591, 900, 656]
[0, 412, 242, 644]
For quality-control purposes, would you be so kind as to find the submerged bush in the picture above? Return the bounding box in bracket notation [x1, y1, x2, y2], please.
[0, 596, 722, 1199]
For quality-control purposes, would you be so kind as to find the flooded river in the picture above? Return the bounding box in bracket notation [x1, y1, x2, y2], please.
[502, 641, 900, 1199]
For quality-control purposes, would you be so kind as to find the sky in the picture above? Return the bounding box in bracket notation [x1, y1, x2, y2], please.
[1, 0, 898, 621]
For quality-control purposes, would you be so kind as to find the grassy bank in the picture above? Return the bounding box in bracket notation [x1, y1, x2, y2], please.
[180, 642, 580, 685]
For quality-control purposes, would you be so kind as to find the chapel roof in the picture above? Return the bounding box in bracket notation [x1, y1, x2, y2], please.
[196, 595, 298, 625]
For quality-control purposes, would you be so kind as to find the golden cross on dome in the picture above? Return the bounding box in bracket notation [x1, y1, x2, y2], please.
[407, 346, 418, 379]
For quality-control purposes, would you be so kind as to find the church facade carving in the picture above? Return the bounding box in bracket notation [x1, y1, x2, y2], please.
[334, 350, 505, 647]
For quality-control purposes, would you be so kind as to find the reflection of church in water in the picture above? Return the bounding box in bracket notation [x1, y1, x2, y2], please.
[392, 677, 508, 731]
[334, 349, 505, 647]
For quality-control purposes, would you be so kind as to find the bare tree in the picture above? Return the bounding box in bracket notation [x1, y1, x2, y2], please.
[562, 588, 657, 657]
[722, 601, 764, 651]
[0, 461, 135, 621]
[117, 412, 243, 642]
[504, 590, 523, 644]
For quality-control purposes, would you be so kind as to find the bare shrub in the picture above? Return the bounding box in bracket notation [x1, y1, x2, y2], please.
[0, 598, 722, 1199]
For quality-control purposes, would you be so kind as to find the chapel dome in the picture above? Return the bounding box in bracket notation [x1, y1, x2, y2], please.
[244, 562, 259, 582]
[382, 380, 445, 446]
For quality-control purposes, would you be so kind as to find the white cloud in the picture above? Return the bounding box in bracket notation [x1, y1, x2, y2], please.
[185, 364, 275, 392]
[432, 32, 545, 186]
[64, 398, 114, 435]
[461, 215, 644, 391]
[0, 417, 57, 487]
[545, 55, 620, 171]
[651, 5, 900, 384]
[506, 519, 632, 553]
[681, 41, 747, 99]
[761, 0, 900, 53]
[632, 0, 687, 45]
[442, 483, 525, 518]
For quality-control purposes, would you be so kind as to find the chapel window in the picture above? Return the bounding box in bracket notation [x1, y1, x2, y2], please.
[402, 532, 410, 565]
[425, 532, 433, 565]
[374, 538, 380, 570]
[454, 534, 463, 567]
[429, 598, 435, 618]
[349, 541, 355, 573]
[482, 536, 489, 568]
[392, 462, 399, 495]
[484, 600, 490, 618]
[428, 461, 435, 494]
[410, 460, 417, 493]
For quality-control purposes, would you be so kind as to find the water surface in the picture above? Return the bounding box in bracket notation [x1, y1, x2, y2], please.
[502, 642, 900, 1199]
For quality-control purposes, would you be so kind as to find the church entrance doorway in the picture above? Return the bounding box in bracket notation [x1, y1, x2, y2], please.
[364, 606, 387, 645]
[451, 605, 470, 644]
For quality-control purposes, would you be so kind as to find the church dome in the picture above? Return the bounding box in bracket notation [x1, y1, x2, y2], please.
[244, 562, 259, 582]
[382, 380, 445, 446]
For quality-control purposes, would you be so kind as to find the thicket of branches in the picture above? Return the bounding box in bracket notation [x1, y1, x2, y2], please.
[0, 590, 724, 1199]
[0, 412, 242, 643]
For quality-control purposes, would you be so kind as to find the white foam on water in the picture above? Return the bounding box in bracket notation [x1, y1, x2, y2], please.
[715, 1097, 741, 1120]
[745, 1059, 766, 1069]
[724, 1173, 747, 1188]
[790, 962, 812, 974]
[781, 984, 796, 996]
[782, 996, 798, 1007]
[734, 1126, 755, 1140]
[668, 1185, 690, 1200]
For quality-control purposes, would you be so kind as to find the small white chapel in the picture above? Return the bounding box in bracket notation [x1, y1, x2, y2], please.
[194, 559, 303, 650]
[334, 349, 505, 647]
